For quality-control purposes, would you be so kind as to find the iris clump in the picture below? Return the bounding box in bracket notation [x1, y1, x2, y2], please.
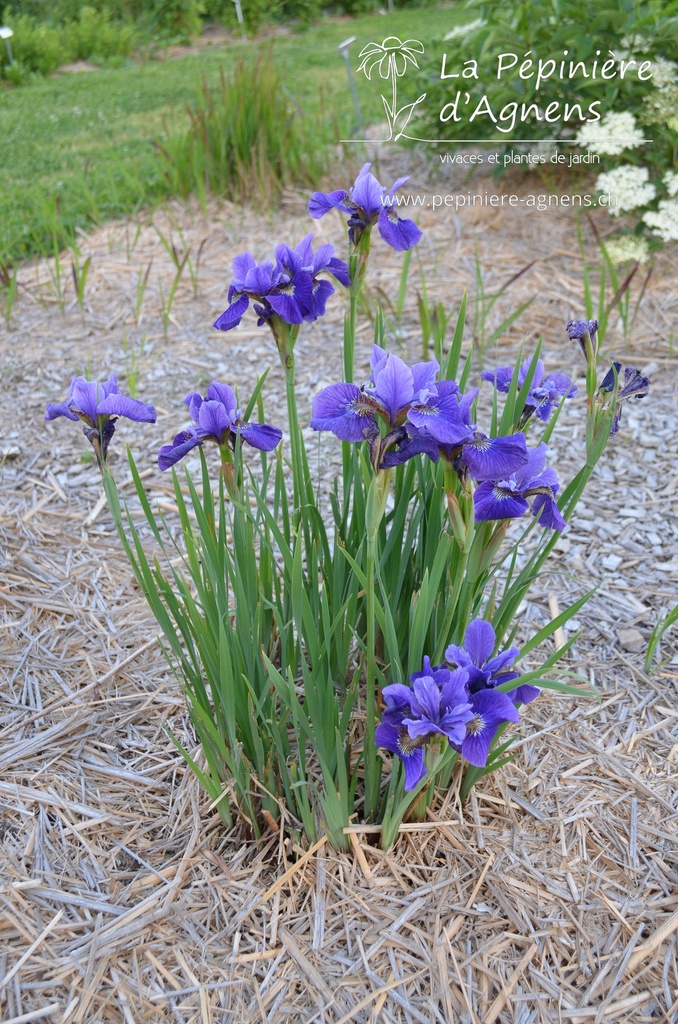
[73, 169, 653, 852]
[308, 163, 422, 251]
[45, 374, 156, 466]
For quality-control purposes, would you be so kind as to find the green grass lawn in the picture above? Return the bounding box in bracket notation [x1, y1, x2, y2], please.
[0, 6, 461, 266]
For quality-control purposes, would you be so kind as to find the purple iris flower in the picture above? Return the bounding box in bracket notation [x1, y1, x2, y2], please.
[392, 383, 529, 481]
[447, 387, 529, 481]
[276, 232, 351, 322]
[349, 368, 528, 480]
[445, 618, 538, 706]
[310, 347, 467, 469]
[599, 362, 650, 435]
[213, 235, 348, 333]
[376, 649, 529, 787]
[376, 659, 474, 790]
[473, 442, 565, 531]
[45, 373, 156, 465]
[461, 688, 521, 768]
[308, 162, 422, 251]
[158, 380, 282, 470]
[374, 720, 429, 790]
[481, 357, 577, 423]
[566, 318, 599, 357]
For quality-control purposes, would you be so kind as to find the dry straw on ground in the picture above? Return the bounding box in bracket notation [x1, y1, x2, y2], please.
[1, 155, 677, 1022]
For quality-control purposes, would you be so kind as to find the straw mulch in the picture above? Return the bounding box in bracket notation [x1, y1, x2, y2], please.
[1, 154, 677, 1023]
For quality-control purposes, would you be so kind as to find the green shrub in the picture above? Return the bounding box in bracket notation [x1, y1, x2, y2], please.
[0, 6, 139, 79]
[0, 13, 71, 76]
[240, 0, 282, 34]
[201, 0, 233, 23]
[142, 0, 205, 39]
[68, 6, 137, 61]
[335, 0, 379, 13]
[157, 54, 329, 206]
[286, 0, 323, 28]
[1, 0, 83, 23]
[2, 56, 29, 84]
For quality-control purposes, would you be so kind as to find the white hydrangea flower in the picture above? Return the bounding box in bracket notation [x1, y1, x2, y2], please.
[604, 236, 650, 265]
[444, 18, 486, 41]
[650, 57, 678, 89]
[576, 111, 645, 156]
[619, 34, 652, 53]
[665, 171, 678, 197]
[644, 84, 678, 130]
[644, 199, 678, 241]
[595, 165, 656, 216]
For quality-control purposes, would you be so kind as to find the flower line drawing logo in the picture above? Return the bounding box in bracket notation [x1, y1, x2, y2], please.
[356, 36, 427, 141]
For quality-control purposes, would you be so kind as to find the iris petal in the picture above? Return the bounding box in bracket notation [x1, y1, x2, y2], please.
[231, 252, 257, 289]
[158, 429, 203, 470]
[97, 394, 156, 423]
[351, 170, 384, 220]
[372, 354, 414, 424]
[464, 620, 496, 667]
[532, 494, 566, 530]
[213, 293, 249, 332]
[206, 381, 238, 417]
[474, 481, 529, 522]
[197, 399, 231, 443]
[310, 382, 376, 442]
[377, 208, 423, 251]
[68, 377, 99, 425]
[307, 189, 351, 218]
[463, 433, 528, 481]
[238, 422, 283, 451]
[45, 401, 79, 422]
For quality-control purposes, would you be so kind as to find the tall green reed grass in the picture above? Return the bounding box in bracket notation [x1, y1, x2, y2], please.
[156, 56, 330, 210]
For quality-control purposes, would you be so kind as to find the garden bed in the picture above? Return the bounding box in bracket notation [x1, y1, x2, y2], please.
[0, 154, 676, 1021]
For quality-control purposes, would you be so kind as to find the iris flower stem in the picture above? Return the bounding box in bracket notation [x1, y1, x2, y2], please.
[277, 323, 313, 521]
[284, 355, 310, 518]
[364, 532, 379, 819]
[363, 469, 390, 819]
[346, 280, 358, 385]
[453, 523, 496, 647]
[342, 243, 368, 486]
[434, 537, 471, 664]
[434, 474, 474, 662]
[344, 246, 366, 384]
